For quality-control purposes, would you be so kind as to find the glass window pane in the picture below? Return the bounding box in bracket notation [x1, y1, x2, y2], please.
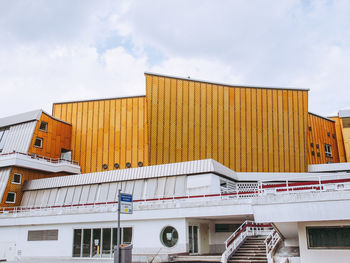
[82, 229, 91, 257]
[123, 228, 132, 244]
[92, 229, 101, 258]
[73, 229, 82, 257]
[102, 228, 111, 257]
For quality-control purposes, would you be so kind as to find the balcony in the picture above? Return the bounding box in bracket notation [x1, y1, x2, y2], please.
[0, 151, 80, 174]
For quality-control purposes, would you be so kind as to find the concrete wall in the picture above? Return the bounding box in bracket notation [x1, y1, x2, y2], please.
[0, 218, 187, 262]
[298, 220, 350, 263]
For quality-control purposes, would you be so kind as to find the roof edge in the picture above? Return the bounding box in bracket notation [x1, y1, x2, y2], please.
[144, 72, 310, 92]
[309, 112, 335, 123]
[53, 95, 146, 106]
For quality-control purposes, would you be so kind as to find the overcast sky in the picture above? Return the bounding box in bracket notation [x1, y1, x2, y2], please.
[0, 0, 349, 118]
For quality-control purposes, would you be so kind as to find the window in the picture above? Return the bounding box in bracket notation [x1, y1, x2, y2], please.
[34, 137, 43, 148]
[73, 227, 132, 258]
[307, 226, 350, 249]
[12, 173, 22, 184]
[28, 230, 58, 241]
[160, 226, 178, 247]
[311, 151, 315, 156]
[5, 192, 16, 203]
[309, 126, 312, 131]
[325, 144, 332, 157]
[215, 224, 241, 232]
[39, 121, 48, 132]
[0, 129, 9, 153]
[310, 143, 314, 147]
[327, 132, 330, 137]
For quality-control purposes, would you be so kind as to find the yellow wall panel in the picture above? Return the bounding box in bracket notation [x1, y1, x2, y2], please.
[53, 96, 148, 173]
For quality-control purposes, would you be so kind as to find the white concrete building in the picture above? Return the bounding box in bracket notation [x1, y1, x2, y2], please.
[0, 159, 349, 263]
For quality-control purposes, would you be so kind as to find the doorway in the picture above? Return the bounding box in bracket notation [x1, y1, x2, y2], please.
[188, 225, 199, 254]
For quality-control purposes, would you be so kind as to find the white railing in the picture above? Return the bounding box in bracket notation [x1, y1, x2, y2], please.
[264, 230, 282, 263]
[0, 151, 79, 165]
[221, 221, 273, 263]
[258, 173, 350, 196]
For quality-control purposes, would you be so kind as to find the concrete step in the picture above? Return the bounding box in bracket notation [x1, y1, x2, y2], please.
[228, 260, 267, 263]
[173, 255, 221, 262]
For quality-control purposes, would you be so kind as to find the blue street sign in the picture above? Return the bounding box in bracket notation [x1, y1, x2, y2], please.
[120, 194, 133, 203]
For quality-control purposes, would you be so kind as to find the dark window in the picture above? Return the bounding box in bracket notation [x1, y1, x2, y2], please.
[73, 229, 82, 257]
[310, 143, 314, 147]
[12, 173, 22, 184]
[333, 134, 336, 139]
[309, 126, 312, 131]
[307, 226, 350, 249]
[5, 192, 16, 203]
[325, 144, 332, 157]
[316, 144, 319, 149]
[215, 224, 241, 232]
[39, 121, 48, 132]
[28, 230, 58, 241]
[34, 137, 43, 148]
[83, 229, 91, 257]
[317, 152, 321, 157]
[327, 132, 330, 137]
[311, 151, 315, 156]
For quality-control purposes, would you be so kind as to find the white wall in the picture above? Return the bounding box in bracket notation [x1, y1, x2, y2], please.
[0, 218, 187, 262]
[298, 220, 350, 263]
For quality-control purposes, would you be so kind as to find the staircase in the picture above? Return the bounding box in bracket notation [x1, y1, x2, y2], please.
[221, 221, 281, 263]
[229, 236, 267, 263]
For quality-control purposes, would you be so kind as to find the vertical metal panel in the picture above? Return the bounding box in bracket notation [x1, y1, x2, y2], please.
[97, 183, 109, 203]
[0, 168, 11, 203]
[20, 191, 31, 207]
[164, 176, 176, 197]
[41, 189, 51, 207]
[174, 175, 186, 196]
[145, 178, 157, 199]
[72, 186, 82, 204]
[124, 181, 134, 195]
[79, 185, 90, 204]
[132, 180, 144, 200]
[64, 187, 75, 205]
[106, 182, 118, 202]
[47, 188, 58, 206]
[53, 96, 148, 174]
[146, 74, 309, 172]
[34, 190, 45, 206]
[87, 185, 98, 203]
[55, 188, 68, 206]
[155, 177, 166, 198]
[2, 121, 37, 153]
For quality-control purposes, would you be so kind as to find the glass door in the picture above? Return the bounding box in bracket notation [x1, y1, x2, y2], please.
[188, 225, 199, 254]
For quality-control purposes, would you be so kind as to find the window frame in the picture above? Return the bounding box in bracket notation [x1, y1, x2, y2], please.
[12, 173, 22, 184]
[325, 144, 332, 157]
[5, 192, 16, 203]
[34, 137, 43, 148]
[306, 226, 350, 249]
[39, 121, 48, 132]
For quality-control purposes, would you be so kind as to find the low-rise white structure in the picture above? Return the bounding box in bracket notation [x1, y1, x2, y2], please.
[0, 159, 350, 263]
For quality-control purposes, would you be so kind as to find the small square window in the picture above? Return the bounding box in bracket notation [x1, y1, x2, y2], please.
[311, 151, 315, 156]
[39, 121, 48, 132]
[327, 132, 330, 137]
[333, 134, 336, 139]
[34, 137, 43, 148]
[317, 152, 321, 157]
[316, 144, 319, 149]
[12, 173, 22, 184]
[310, 143, 314, 147]
[309, 126, 312, 131]
[5, 192, 16, 203]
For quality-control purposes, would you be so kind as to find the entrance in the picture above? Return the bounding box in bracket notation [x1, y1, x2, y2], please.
[188, 225, 199, 254]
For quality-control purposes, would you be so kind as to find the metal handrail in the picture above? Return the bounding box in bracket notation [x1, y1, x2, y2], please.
[0, 151, 79, 165]
[264, 230, 282, 263]
[221, 221, 273, 263]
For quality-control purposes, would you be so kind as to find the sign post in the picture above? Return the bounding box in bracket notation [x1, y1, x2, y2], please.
[115, 190, 133, 263]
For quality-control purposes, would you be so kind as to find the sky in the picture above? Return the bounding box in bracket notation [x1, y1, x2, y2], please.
[0, 0, 350, 118]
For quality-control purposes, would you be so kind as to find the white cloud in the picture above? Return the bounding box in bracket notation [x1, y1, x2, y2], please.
[0, 0, 350, 118]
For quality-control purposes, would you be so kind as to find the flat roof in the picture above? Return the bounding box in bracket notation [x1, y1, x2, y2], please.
[145, 72, 310, 92]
